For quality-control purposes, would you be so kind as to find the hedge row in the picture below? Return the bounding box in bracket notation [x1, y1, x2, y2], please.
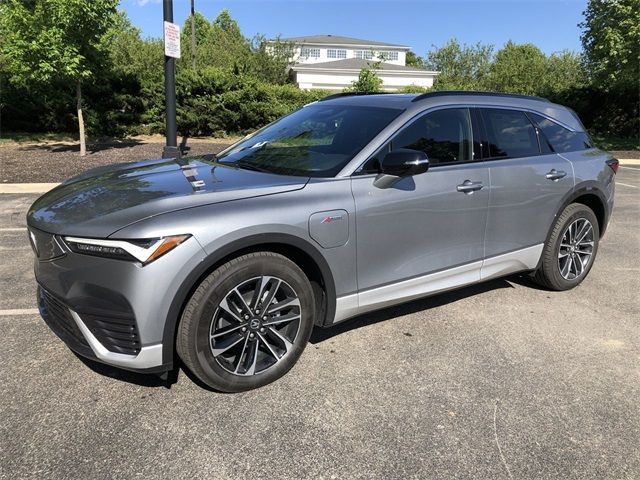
[2, 67, 637, 139]
[142, 68, 329, 137]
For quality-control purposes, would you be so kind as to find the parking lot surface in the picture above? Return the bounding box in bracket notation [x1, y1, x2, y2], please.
[1, 168, 639, 479]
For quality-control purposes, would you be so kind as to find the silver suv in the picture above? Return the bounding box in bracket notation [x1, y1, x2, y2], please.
[28, 92, 618, 391]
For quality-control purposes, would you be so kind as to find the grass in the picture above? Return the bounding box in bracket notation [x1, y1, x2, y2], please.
[590, 133, 640, 152]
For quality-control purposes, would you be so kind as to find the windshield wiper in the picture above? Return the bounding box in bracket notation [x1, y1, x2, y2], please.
[219, 160, 274, 174]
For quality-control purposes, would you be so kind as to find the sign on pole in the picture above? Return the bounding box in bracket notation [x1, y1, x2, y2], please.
[164, 21, 181, 59]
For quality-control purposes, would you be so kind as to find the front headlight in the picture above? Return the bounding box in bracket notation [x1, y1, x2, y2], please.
[62, 235, 190, 265]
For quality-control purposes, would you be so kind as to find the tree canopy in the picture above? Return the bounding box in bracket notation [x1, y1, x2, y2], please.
[0, 5, 636, 141]
[580, 0, 640, 89]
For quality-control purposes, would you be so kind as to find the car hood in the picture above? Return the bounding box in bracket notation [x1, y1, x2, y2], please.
[27, 156, 309, 237]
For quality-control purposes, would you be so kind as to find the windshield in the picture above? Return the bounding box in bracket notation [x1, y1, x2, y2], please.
[217, 104, 403, 177]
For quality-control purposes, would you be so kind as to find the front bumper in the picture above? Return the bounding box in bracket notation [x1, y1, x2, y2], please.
[32, 232, 207, 373]
[38, 286, 165, 371]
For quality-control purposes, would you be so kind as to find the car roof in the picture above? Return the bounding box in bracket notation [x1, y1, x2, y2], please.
[317, 91, 584, 131]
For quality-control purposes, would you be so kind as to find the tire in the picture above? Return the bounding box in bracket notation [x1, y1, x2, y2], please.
[177, 252, 315, 392]
[533, 203, 599, 291]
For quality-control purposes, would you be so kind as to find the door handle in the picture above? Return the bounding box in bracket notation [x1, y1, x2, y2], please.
[545, 169, 567, 181]
[456, 180, 484, 194]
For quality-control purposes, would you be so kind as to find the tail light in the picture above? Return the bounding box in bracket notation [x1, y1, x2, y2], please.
[606, 158, 619, 174]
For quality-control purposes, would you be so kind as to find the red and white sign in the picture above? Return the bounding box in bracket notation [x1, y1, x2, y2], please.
[164, 21, 181, 59]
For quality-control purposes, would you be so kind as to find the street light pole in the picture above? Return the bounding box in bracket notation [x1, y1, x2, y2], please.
[162, 0, 180, 159]
[191, 0, 196, 68]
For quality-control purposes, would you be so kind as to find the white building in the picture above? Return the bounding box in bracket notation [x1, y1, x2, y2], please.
[272, 35, 438, 91]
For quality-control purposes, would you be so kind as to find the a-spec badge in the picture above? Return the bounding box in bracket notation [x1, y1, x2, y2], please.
[309, 210, 349, 249]
[321, 215, 344, 224]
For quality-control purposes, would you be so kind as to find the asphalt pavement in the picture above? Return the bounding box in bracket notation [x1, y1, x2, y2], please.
[0, 168, 638, 479]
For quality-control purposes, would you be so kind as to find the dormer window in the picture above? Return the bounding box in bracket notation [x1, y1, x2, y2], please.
[327, 49, 347, 59]
[301, 47, 321, 59]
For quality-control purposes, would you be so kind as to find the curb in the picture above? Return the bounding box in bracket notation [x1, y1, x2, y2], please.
[0, 183, 60, 194]
[619, 158, 640, 166]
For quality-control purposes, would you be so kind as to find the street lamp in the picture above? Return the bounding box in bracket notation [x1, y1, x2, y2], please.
[162, 0, 180, 159]
[191, 0, 196, 68]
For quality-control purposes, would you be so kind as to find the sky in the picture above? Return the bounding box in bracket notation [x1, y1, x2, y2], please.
[121, 0, 588, 56]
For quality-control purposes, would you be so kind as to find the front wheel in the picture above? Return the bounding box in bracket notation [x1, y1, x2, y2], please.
[533, 203, 599, 291]
[177, 252, 315, 392]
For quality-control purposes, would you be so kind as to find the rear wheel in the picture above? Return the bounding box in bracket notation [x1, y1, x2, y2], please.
[533, 203, 599, 291]
[177, 252, 315, 392]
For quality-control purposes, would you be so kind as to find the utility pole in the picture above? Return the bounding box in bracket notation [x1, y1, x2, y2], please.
[162, 0, 180, 159]
[191, 0, 196, 68]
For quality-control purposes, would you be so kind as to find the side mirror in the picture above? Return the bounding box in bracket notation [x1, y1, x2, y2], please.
[374, 149, 429, 188]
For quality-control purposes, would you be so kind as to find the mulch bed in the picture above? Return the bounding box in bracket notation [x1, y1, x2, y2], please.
[0, 141, 637, 184]
[0, 141, 231, 183]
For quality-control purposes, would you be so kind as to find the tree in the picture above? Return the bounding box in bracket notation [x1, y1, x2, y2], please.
[103, 11, 163, 85]
[180, 11, 214, 70]
[0, 0, 119, 155]
[486, 41, 547, 95]
[249, 35, 296, 85]
[580, 0, 640, 89]
[425, 39, 493, 90]
[405, 51, 425, 69]
[346, 67, 383, 93]
[544, 50, 587, 95]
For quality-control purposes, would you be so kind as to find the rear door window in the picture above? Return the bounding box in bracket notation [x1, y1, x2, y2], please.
[528, 112, 593, 153]
[481, 108, 540, 159]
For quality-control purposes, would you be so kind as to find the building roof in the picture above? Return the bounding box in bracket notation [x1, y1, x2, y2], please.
[291, 58, 435, 74]
[279, 34, 409, 49]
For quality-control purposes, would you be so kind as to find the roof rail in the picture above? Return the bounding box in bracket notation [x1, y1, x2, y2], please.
[319, 92, 392, 102]
[411, 90, 551, 103]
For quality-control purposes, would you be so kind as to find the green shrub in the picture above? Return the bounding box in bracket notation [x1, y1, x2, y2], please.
[141, 67, 328, 137]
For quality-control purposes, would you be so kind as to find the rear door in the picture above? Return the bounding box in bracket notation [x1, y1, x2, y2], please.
[479, 108, 574, 261]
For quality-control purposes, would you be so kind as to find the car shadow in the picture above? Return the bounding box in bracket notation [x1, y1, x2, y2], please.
[309, 275, 523, 344]
[74, 353, 179, 389]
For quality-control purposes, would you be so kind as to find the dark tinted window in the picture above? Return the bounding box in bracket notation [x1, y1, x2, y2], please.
[217, 105, 403, 177]
[529, 113, 593, 153]
[392, 108, 473, 165]
[481, 109, 540, 159]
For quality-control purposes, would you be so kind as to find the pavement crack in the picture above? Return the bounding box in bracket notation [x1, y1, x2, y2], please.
[493, 398, 514, 480]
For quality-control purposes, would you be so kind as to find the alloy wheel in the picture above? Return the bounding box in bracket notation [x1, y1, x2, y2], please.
[557, 218, 594, 280]
[209, 276, 301, 376]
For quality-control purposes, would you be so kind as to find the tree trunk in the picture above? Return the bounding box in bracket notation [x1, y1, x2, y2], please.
[76, 80, 86, 156]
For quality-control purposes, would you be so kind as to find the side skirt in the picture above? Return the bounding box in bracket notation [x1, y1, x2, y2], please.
[333, 244, 543, 324]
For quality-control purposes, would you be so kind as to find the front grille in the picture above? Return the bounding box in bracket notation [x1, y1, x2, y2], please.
[82, 313, 140, 355]
[39, 288, 89, 348]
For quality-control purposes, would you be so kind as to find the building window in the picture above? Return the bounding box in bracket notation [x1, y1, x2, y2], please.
[379, 51, 399, 61]
[301, 47, 320, 59]
[355, 50, 374, 60]
[327, 49, 347, 59]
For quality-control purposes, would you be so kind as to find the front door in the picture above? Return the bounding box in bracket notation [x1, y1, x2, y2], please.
[351, 107, 490, 305]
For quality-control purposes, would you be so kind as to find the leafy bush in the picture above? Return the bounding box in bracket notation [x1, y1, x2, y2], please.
[141, 67, 328, 137]
[345, 67, 383, 93]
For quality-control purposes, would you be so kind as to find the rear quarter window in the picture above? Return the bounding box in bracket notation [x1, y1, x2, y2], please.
[529, 112, 593, 153]
[481, 109, 540, 159]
